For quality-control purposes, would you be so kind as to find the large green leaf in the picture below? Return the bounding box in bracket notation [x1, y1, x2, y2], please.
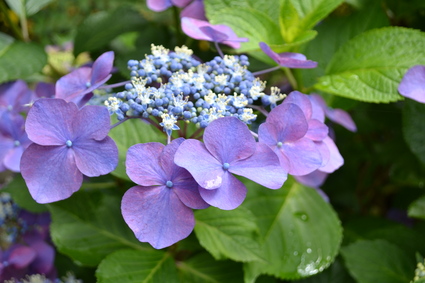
[177, 252, 244, 283]
[48, 190, 150, 266]
[96, 249, 178, 283]
[299, 2, 389, 89]
[403, 100, 425, 165]
[0, 41, 47, 83]
[408, 195, 425, 220]
[315, 27, 425, 103]
[242, 178, 342, 281]
[109, 117, 164, 181]
[194, 206, 263, 262]
[74, 6, 147, 54]
[341, 239, 415, 283]
[204, 0, 284, 52]
[279, 0, 344, 44]
[2, 174, 47, 213]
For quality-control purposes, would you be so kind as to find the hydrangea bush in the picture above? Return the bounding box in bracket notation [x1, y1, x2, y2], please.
[1, 0, 425, 282]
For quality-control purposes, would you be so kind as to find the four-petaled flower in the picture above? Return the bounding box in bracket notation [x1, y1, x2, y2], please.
[175, 116, 286, 210]
[122, 138, 209, 249]
[20, 98, 118, 203]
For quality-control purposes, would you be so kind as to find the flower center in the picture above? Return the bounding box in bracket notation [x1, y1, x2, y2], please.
[85, 82, 91, 88]
[13, 140, 20, 147]
[277, 141, 283, 148]
[166, 181, 173, 188]
[66, 140, 73, 148]
[7, 105, 12, 111]
[222, 162, 230, 170]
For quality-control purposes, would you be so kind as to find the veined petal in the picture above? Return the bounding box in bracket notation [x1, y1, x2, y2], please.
[20, 144, 83, 203]
[25, 98, 77, 146]
[282, 91, 313, 120]
[4, 146, 24, 172]
[121, 185, 195, 249]
[55, 67, 92, 101]
[126, 142, 166, 186]
[199, 172, 247, 210]
[91, 51, 114, 85]
[174, 139, 224, 189]
[295, 170, 329, 188]
[173, 178, 209, 209]
[306, 119, 328, 141]
[308, 94, 326, 122]
[72, 105, 111, 141]
[230, 143, 286, 189]
[73, 137, 118, 177]
[203, 116, 256, 163]
[280, 138, 322, 176]
[325, 108, 357, 132]
[159, 138, 185, 178]
[319, 137, 344, 173]
[181, 0, 206, 21]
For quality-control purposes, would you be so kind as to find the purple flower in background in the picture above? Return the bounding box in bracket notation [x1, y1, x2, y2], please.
[259, 42, 318, 69]
[147, 0, 192, 12]
[398, 65, 425, 103]
[55, 51, 114, 108]
[20, 98, 118, 203]
[181, 17, 248, 49]
[33, 82, 55, 100]
[175, 117, 285, 210]
[0, 113, 31, 172]
[0, 245, 36, 280]
[0, 80, 32, 116]
[122, 138, 209, 249]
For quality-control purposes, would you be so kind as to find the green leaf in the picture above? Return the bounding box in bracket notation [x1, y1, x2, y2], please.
[5, 0, 53, 17]
[194, 206, 263, 262]
[2, 174, 47, 213]
[0, 41, 47, 84]
[204, 0, 284, 52]
[0, 32, 14, 55]
[341, 239, 415, 283]
[403, 100, 425, 165]
[279, 0, 344, 44]
[74, 6, 147, 54]
[408, 195, 425, 220]
[96, 249, 178, 283]
[315, 27, 425, 103]
[299, 2, 389, 89]
[242, 177, 342, 281]
[109, 117, 164, 181]
[48, 189, 150, 266]
[177, 252, 244, 283]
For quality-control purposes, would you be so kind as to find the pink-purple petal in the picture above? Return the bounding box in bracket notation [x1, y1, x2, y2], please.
[55, 67, 92, 101]
[174, 139, 224, 189]
[259, 42, 317, 69]
[319, 137, 344, 173]
[199, 172, 247, 210]
[173, 179, 209, 209]
[325, 108, 357, 132]
[122, 185, 195, 249]
[282, 91, 313, 120]
[159, 138, 185, 178]
[20, 144, 83, 203]
[305, 119, 328, 141]
[8, 246, 36, 268]
[90, 51, 114, 85]
[72, 105, 111, 141]
[4, 146, 24, 172]
[147, 0, 173, 11]
[126, 142, 166, 186]
[280, 138, 323, 176]
[73, 137, 118, 177]
[203, 117, 255, 163]
[230, 143, 286, 189]
[28, 240, 55, 274]
[398, 65, 425, 103]
[295, 170, 329, 188]
[25, 98, 77, 146]
[180, 0, 206, 20]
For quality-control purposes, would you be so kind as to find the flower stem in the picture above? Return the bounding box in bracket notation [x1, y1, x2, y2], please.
[214, 41, 224, 58]
[99, 80, 130, 89]
[252, 66, 281, 76]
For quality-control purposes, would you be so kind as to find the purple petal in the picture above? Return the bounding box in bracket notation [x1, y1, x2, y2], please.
[159, 138, 185, 178]
[318, 137, 344, 173]
[174, 182, 209, 209]
[0, 137, 14, 171]
[230, 143, 287, 189]
[279, 138, 322, 176]
[325, 108, 357, 132]
[126, 142, 166, 186]
[20, 144, 83, 203]
[199, 26, 229, 43]
[0, 80, 31, 114]
[55, 67, 92, 103]
[295, 170, 329, 188]
[398, 65, 425, 103]
[180, 0, 207, 21]
[147, 0, 172, 11]
[174, 139, 224, 189]
[73, 137, 118, 177]
[8, 246, 36, 268]
[305, 119, 328, 141]
[4, 146, 24, 172]
[25, 98, 77, 146]
[28, 240, 55, 274]
[90, 51, 114, 85]
[265, 103, 309, 142]
[73, 105, 111, 141]
[282, 91, 313, 120]
[199, 172, 247, 210]
[172, 0, 192, 7]
[308, 94, 326, 122]
[259, 42, 317, 68]
[122, 185, 195, 249]
[315, 139, 330, 167]
[204, 117, 256, 163]
[35, 82, 55, 99]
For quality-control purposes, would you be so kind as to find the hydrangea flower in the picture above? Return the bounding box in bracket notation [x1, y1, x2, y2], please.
[259, 42, 318, 69]
[20, 98, 118, 203]
[181, 17, 248, 49]
[55, 51, 114, 107]
[0, 113, 30, 172]
[122, 138, 209, 249]
[175, 117, 286, 210]
[398, 65, 425, 103]
[0, 80, 31, 116]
